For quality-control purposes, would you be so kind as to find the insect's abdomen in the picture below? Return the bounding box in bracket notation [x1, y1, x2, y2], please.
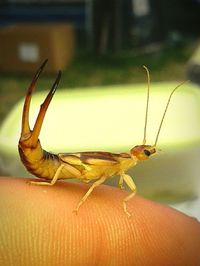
[18, 142, 61, 180]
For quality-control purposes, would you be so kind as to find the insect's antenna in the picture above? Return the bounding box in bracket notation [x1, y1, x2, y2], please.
[154, 80, 188, 147]
[31, 71, 62, 147]
[142, 65, 150, 145]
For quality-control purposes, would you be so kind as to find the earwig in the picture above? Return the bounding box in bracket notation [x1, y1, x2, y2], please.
[18, 60, 187, 217]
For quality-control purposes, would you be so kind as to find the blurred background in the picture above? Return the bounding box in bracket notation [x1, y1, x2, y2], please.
[0, 0, 200, 218]
[0, 0, 200, 113]
[0, 0, 200, 120]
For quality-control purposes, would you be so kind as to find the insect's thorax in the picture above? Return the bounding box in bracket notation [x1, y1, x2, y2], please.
[79, 152, 137, 180]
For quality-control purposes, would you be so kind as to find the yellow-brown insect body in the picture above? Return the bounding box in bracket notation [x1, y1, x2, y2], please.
[18, 60, 182, 217]
[60, 151, 137, 181]
[19, 136, 138, 182]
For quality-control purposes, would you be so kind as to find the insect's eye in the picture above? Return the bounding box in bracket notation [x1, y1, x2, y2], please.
[143, 149, 151, 156]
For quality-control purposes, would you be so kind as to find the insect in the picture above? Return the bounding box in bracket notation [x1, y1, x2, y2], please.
[18, 59, 186, 217]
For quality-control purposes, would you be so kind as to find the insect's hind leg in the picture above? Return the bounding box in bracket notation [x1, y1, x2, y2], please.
[74, 176, 106, 214]
[121, 173, 137, 218]
[30, 164, 65, 186]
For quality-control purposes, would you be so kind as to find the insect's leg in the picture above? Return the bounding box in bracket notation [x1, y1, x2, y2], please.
[82, 179, 91, 183]
[30, 164, 65, 186]
[74, 176, 106, 214]
[119, 175, 124, 189]
[121, 173, 137, 218]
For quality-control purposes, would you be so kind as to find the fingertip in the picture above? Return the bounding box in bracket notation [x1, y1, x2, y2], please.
[0, 176, 200, 265]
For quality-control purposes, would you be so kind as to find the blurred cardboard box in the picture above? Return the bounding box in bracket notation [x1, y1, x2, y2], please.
[0, 23, 75, 73]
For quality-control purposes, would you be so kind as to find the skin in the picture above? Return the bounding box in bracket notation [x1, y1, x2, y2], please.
[0, 176, 200, 266]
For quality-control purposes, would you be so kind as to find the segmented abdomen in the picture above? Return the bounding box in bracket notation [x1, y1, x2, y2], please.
[18, 145, 61, 180]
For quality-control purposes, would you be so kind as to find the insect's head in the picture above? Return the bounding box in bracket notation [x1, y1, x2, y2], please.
[130, 145, 156, 160]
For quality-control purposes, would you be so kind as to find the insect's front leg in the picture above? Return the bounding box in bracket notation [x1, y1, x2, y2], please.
[120, 173, 137, 218]
[74, 175, 106, 214]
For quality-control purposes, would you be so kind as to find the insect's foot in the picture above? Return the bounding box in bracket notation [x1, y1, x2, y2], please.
[29, 181, 52, 186]
[29, 181, 40, 185]
[83, 179, 91, 183]
[123, 202, 132, 218]
[72, 208, 78, 215]
[119, 185, 125, 190]
[125, 211, 131, 218]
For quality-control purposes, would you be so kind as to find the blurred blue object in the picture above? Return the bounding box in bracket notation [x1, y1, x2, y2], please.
[0, 4, 85, 28]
